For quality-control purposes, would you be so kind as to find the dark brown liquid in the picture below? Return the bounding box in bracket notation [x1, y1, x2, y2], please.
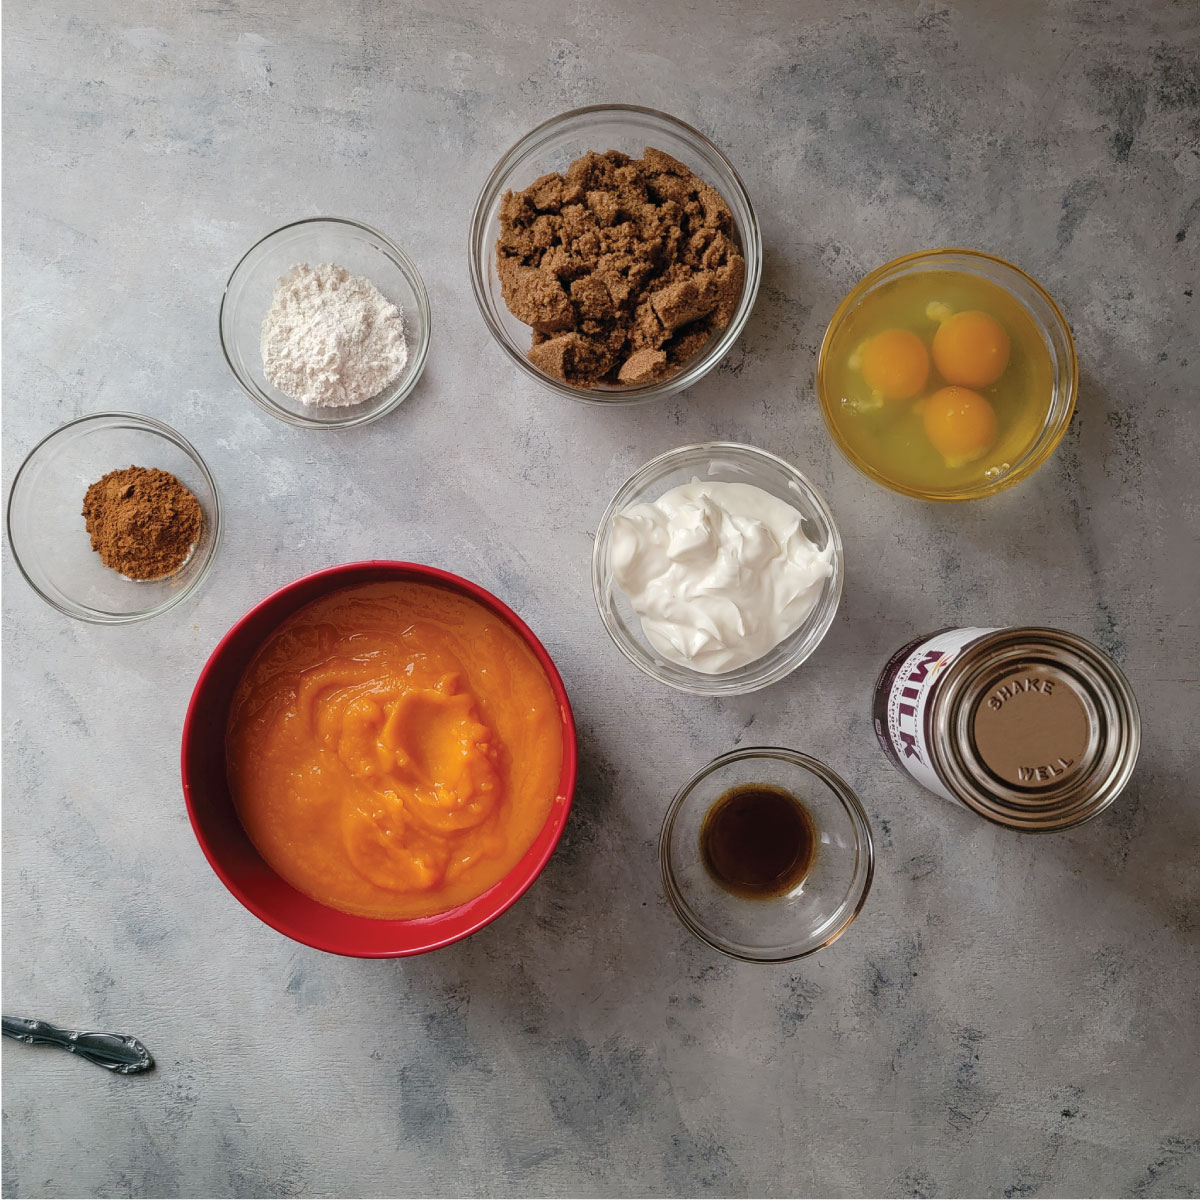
[699, 784, 816, 900]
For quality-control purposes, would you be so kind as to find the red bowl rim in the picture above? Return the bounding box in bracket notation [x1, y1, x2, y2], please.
[180, 560, 578, 957]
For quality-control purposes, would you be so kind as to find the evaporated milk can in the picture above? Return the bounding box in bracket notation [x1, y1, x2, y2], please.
[873, 626, 1140, 831]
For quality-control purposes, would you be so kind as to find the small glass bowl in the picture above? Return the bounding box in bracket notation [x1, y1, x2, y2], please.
[219, 217, 431, 429]
[661, 747, 874, 963]
[468, 104, 762, 405]
[592, 443, 843, 695]
[7, 412, 221, 623]
[816, 248, 1078, 501]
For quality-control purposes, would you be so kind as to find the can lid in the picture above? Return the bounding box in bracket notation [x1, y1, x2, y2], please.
[934, 629, 1140, 831]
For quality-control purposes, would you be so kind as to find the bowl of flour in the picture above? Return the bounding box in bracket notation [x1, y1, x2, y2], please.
[220, 218, 431, 428]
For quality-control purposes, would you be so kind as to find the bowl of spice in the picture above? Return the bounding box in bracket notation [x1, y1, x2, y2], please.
[7, 412, 220, 623]
[219, 217, 431, 429]
[469, 105, 762, 403]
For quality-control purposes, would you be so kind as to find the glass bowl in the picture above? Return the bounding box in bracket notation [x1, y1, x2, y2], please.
[468, 104, 762, 405]
[661, 747, 874, 963]
[592, 443, 843, 695]
[816, 248, 1078, 500]
[219, 217, 431, 429]
[7, 412, 221, 623]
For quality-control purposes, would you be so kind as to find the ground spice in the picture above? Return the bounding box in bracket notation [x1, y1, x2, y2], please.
[496, 145, 746, 387]
[82, 466, 204, 580]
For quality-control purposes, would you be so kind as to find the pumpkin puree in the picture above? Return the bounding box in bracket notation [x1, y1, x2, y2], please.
[226, 581, 564, 919]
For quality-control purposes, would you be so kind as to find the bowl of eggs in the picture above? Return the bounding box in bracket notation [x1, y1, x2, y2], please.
[816, 249, 1077, 501]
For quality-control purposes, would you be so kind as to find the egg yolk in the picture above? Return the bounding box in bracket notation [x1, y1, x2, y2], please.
[922, 386, 999, 468]
[931, 310, 1011, 387]
[859, 328, 930, 402]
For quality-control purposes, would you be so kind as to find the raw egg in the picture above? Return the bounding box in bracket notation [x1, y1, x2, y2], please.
[858, 328, 930, 402]
[922, 386, 998, 468]
[932, 309, 1010, 387]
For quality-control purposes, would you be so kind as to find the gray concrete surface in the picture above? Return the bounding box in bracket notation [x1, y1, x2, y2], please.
[3, 1, 1199, 1196]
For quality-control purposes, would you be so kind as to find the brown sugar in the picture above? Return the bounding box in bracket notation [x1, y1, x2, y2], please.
[496, 146, 746, 387]
[82, 466, 204, 580]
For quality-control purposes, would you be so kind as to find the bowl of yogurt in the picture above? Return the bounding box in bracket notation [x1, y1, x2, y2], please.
[592, 443, 843, 695]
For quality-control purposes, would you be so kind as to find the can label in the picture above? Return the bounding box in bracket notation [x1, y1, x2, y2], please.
[873, 627, 1000, 803]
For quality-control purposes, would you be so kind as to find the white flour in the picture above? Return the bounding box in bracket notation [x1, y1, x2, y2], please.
[260, 262, 408, 407]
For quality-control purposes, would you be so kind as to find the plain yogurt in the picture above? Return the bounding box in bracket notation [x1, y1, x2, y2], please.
[610, 479, 834, 674]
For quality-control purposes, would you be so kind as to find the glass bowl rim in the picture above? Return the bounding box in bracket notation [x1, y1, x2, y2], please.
[659, 745, 875, 963]
[218, 215, 432, 430]
[467, 102, 762, 406]
[816, 246, 1079, 502]
[6, 409, 223, 624]
[591, 441, 844, 695]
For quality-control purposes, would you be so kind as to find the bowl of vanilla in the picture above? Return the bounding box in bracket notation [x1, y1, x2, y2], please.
[592, 443, 843, 696]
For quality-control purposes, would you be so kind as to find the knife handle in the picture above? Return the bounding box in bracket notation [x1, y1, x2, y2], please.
[2, 1015, 153, 1074]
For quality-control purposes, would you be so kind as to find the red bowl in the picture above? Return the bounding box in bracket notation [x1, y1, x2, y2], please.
[181, 561, 578, 957]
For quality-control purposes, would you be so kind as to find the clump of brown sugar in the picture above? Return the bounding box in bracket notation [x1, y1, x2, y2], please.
[496, 146, 746, 387]
[82, 466, 204, 580]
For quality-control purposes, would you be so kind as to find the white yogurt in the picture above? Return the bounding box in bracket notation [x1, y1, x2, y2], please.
[610, 479, 834, 674]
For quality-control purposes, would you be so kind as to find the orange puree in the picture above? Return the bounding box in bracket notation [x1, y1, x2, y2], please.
[226, 581, 564, 919]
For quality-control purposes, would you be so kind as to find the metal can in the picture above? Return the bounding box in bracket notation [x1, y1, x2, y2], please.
[873, 626, 1140, 831]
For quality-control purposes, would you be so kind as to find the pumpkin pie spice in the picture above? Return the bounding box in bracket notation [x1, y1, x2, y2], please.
[82, 466, 204, 580]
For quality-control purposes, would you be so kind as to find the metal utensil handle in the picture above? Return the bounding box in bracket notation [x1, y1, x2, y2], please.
[2, 1015, 153, 1074]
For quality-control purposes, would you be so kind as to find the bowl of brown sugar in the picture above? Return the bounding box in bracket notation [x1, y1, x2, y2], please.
[7, 412, 220, 623]
[469, 105, 762, 404]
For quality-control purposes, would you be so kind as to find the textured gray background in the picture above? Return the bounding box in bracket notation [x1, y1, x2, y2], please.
[3, 1, 1199, 1196]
